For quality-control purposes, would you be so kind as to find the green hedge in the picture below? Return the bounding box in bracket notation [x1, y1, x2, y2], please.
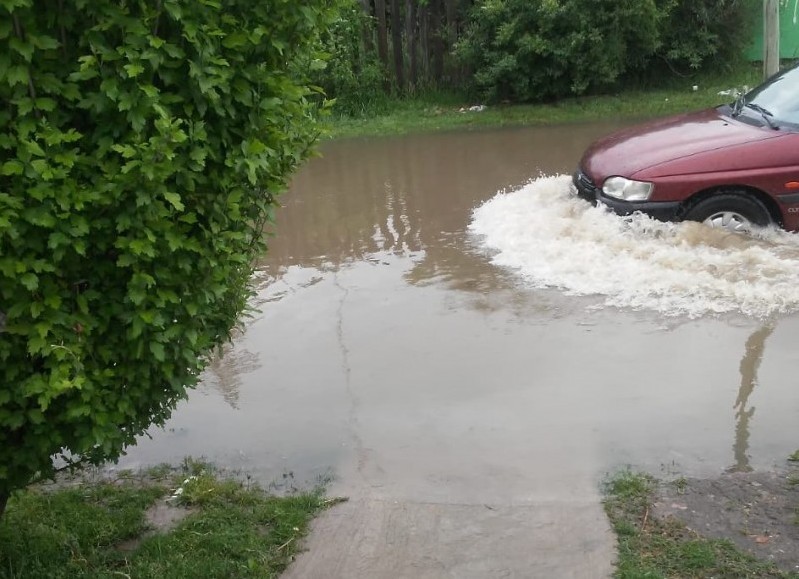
[0, 0, 336, 502]
[457, 0, 753, 103]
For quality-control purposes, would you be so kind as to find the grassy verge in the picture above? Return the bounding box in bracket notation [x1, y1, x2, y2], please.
[0, 464, 335, 579]
[604, 471, 792, 578]
[327, 67, 763, 139]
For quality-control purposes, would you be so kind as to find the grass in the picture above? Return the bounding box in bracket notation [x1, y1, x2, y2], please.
[603, 471, 793, 578]
[0, 464, 335, 579]
[326, 66, 764, 139]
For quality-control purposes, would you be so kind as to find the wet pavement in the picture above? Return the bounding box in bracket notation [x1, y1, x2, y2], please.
[118, 123, 799, 577]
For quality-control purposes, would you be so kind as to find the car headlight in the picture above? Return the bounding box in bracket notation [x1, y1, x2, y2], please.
[602, 177, 654, 202]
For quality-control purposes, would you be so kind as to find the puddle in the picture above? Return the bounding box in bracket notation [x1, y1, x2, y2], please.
[118, 124, 799, 501]
[470, 175, 799, 318]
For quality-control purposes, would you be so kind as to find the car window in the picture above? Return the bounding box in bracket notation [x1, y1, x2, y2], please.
[746, 63, 799, 126]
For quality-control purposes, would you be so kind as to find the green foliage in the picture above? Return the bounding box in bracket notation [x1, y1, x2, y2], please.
[313, 0, 387, 116]
[457, 0, 663, 103]
[456, 0, 754, 104]
[656, 0, 753, 71]
[0, 0, 337, 500]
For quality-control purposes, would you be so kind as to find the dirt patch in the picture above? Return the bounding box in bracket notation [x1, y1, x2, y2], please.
[117, 498, 197, 552]
[654, 469, 799, 574]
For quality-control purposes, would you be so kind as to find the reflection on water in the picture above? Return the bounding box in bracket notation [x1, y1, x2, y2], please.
[202, 125, 620, 402]
[729, 324, 775, 472]
[263, 124, 615, 272]
[202, 342, 261, 408]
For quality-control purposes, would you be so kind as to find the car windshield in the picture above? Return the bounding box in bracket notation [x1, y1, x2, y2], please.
[742, 63, 799, 128]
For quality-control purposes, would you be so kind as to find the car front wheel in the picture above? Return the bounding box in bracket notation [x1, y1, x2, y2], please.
[683, 192, 772, 233]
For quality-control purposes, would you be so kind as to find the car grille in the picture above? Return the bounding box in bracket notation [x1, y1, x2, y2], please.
[573, 169, 599, 204]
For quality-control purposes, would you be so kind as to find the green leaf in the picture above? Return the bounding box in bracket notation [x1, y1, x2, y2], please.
[150, 342, 165, 362]
[31, 34, 59, 50]
[20, 272, 38, 291]
[25, 140, 46, 157]
[141, 84, 159, 98]
[30, 301, 44, 318]
[163, 192, 184, 211]
[34, 98, 56, 111]
[222, 31, 248, 48]
[124, 63, 145, 78]
[9, 37, 34, 61]
[1, 160, 23, 175]
[7, 65, 29, 87]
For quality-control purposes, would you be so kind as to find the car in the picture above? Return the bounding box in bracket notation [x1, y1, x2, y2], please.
[572, 61, 799, 233]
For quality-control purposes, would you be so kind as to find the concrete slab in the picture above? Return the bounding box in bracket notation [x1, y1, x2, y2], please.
[284, 498, 615, 579]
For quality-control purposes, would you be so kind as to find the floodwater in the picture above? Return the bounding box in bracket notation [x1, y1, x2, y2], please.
[120, 123, 799, 504]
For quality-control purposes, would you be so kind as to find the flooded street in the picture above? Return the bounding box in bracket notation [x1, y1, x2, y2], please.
[119, 123, 799, 575]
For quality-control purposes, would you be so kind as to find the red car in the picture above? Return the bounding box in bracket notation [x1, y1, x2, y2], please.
[573, 62, 799, 232]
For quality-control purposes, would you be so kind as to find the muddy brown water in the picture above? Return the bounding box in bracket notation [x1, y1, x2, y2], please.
[119, 124, 799, 503]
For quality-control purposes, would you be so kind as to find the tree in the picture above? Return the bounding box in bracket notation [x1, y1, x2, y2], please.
[0, 0, 338, 518]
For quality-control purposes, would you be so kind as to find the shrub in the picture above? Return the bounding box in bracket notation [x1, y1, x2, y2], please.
[656, 0, 753, 71]
[0, 0, 337, 514]
[457, 0, 754, 104]
[456, 0, 663, 103]
[313, 0, 387, 117]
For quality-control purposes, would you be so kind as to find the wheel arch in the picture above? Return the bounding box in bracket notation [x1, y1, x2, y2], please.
[679, 185, 784, 227]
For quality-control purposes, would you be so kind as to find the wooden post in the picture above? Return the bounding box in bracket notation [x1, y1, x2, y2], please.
[375, 0, 390, 75]
[764, 0, 780, 78]
[405, 0, 418, 91]
[390, 0, 405, 91]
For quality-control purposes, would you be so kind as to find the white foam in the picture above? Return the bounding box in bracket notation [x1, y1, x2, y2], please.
[469, 175, 799, 318]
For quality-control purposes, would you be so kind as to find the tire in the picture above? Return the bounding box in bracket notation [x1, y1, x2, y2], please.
[683, 192, 772, 233]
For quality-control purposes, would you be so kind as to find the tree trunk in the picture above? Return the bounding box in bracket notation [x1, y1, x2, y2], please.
[430, 0, 445, 84]
[375, 0, 390, 85]
[358, 0, 375, 54]
[444, 0, 457, 44]
[390, 0, 405, 90]
[0, 492, 8, 520]
[406, 0, 418, 91]
[419, 2, 430, 80]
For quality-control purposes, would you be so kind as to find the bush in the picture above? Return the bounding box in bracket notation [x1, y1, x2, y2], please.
[313, 0, 387, 116]
[457, 0, 662, 103]
[456, 0, 754, 104]
[656, 0, 753, 71]
[0, 0, 337, 511]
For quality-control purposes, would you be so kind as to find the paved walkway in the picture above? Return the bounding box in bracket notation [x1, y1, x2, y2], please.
[285, 495, 614, 578]
[284, 434, 616, 579]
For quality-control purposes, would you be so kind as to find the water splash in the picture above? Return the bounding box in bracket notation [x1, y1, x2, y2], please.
[469, 175, 799, 318]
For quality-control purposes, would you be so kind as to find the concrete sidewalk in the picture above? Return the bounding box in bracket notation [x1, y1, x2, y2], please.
[284, 495, 615, 578]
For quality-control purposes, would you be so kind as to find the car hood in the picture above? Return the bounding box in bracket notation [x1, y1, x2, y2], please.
[581, 108, 782, 182]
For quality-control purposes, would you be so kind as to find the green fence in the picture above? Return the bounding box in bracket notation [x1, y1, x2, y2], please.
[747, 0, 799, 60]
